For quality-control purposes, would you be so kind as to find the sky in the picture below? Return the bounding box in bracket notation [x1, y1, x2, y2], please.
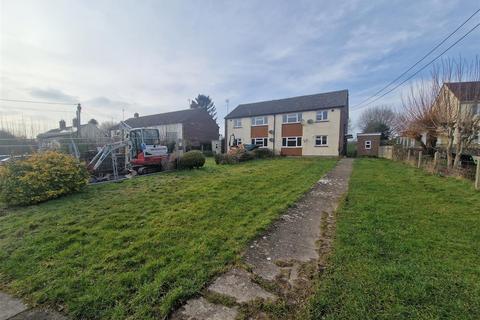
[1, 0, 479, 137]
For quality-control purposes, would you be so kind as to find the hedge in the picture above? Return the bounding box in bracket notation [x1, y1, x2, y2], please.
[0, 151, 90, 206]
[178, 150, 206, 169]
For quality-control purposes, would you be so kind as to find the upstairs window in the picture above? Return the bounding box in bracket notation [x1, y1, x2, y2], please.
[365, 140, 372, 149]
[251, 116, 268, 126]
[233, 119, 242, 128]
[315, 135, 328, 146]
[282, 113, 302, 123]
[282, 137, 302, 147]
[316, 110, 328, 121]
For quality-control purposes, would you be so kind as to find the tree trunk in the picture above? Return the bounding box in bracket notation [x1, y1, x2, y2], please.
[446, 131, 454, 169]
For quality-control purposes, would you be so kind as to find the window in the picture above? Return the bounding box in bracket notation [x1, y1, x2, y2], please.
[473, 104, 480, 116]
[316, 110, 328, 121]
[251, 137, 268, 147]
[315, 135, 328, 146]
[233, 119, 242, 128]
[282, 113, 302, 123]
[251, 116, 268, 126]
[233, 138, 242, 146]
[365, 140, 372, 149]
[282, 137, 302, 147]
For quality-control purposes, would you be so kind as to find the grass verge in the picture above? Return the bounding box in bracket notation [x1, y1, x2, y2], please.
[0, 157, 336, 319]
[309, 158, 480, 319]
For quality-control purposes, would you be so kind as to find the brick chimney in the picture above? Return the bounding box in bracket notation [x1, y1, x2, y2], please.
[134, 112, 139, 118]
[59, 119, 66, 130]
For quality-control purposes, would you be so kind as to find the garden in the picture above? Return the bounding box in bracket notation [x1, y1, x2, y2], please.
[0, 156, 336, 319]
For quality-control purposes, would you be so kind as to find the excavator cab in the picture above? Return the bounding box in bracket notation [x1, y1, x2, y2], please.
[128, 128, 168, 172]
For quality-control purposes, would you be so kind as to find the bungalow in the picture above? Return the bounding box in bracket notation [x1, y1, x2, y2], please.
[224, 90, 349, 156]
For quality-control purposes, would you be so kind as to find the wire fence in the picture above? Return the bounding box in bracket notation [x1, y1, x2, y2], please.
[392, 145, 479, 188]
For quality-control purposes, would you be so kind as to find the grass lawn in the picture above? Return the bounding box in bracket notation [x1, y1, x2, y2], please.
[309, 159, 480, 319]
[0, 157, 336, 319]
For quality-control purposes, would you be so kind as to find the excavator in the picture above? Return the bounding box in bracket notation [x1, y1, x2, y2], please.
[88, 121, 168, 177]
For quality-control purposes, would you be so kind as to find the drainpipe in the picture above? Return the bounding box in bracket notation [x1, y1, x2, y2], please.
[272, 114, 276, 155]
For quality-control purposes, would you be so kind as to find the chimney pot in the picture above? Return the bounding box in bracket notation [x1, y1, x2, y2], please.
[59, 119, 66, 130]
[134, 112, 139, 118]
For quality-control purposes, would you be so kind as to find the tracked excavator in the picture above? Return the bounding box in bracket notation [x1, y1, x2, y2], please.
[88, 121, 168, 176]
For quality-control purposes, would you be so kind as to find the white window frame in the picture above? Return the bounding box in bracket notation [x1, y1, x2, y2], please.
[251, 116, 268, 126]
[365, 140, 372, 149]
[282, 113, 302, 124]
[251, 137, 268, 147]
[233, 119, 242, 128]
[316, 110, 328, 122]
[233, 138, 242, 146]
[315, 135, 328, 146]
[282, 136, 302, 148]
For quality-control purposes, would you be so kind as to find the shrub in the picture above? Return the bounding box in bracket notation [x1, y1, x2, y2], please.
[178, 150, 205, 169]
[214, 153, 238, 165]
[0, 151, 90, 206]
[253, 148, 274, 159]
[238, 151, 255, 162]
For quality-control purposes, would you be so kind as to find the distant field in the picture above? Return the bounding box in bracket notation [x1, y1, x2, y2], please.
[309, 159, 480, 319]
[0, 157, 336, 319]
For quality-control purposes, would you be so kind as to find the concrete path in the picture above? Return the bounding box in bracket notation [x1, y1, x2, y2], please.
[0, 292, 66, 320]
[171, 158, 353, 319]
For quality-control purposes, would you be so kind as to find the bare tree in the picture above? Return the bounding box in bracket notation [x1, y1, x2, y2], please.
[399, 77, 438, 152]
[358, 105, 397, 139]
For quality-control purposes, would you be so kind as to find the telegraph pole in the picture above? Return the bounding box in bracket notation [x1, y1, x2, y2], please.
[76, 103, 81, 137]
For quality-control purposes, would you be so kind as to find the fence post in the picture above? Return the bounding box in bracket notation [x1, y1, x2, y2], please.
[407, 149, 411, 163]
[417, 150, 422, 168]
[433, 151, 439, 172]
[475, 157, 480, 190]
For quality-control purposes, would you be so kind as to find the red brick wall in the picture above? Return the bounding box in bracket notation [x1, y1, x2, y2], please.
[281, 148, 302, 156]
[357, 135, 380, 156]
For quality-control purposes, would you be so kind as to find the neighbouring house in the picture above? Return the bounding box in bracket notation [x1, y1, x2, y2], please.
[111, 108, 219, 152]
[434, 81, 480, 149]
[224, 90, 349, 156]
[37, 120, 108, 153]
[357, 133, 381, 157]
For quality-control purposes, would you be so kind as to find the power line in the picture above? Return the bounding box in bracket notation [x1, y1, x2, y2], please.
[0, 98, 78, 106]
[0, 105, 76, 114]
[352, 21, 480, 111]
[353, 8, 480, 109]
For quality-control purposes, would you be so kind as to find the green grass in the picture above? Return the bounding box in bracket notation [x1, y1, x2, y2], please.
[0, 157, 336, 319]
[309, 159, 480, 319]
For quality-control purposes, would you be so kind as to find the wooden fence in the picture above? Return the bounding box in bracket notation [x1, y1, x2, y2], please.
[391, 146, 479, 190]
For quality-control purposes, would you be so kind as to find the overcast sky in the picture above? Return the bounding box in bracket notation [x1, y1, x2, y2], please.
[1, 0, 479, 136]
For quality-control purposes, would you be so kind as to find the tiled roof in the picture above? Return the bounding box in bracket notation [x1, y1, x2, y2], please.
[225, 90, 348, 119]
[445, 81, 480, 102]
[119, 108, 209, 128]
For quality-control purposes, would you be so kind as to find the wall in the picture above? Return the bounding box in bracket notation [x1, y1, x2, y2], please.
[378, 146, 393, 159]
[357, 135, 380, 156]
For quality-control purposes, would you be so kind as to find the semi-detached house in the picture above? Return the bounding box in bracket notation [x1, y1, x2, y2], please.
[225, 90, 349, 156]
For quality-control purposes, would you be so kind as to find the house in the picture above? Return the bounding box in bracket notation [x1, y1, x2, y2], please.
[357, 133, 381, 156]
[112, 108, 219, 152]
[434, 81, 480, 148]
[224, 90, 349, 156]
[37, 120, 107, 151]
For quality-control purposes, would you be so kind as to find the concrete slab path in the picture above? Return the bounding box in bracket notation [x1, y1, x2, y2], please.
[0, 292, 66, 320]
[171, 158, 353, 319]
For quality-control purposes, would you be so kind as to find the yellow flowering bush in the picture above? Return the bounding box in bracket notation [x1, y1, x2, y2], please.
[0, 151, 90, 206]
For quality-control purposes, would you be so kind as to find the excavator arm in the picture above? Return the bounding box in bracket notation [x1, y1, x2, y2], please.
[88, 140, 128, 171]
